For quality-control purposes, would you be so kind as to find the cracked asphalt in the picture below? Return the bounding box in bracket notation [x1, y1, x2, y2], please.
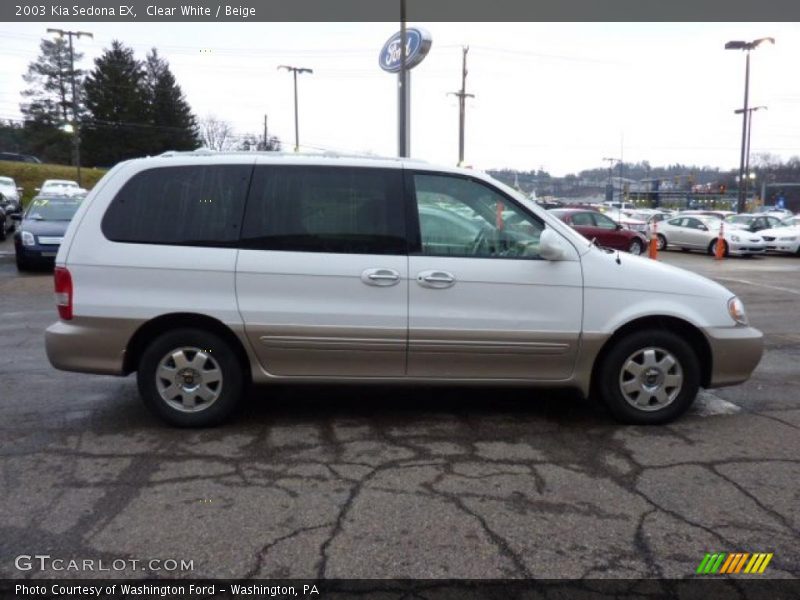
[0, 237, 798, 580]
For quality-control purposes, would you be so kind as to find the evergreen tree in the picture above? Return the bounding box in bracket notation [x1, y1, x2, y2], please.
[82, 40, 149, 166]
[143, 48, 198, 153]
[19, 37, 80, 164]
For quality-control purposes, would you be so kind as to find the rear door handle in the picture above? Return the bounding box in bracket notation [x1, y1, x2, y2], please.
[417, 270, 456, 289]
[361, 268, 400, 287]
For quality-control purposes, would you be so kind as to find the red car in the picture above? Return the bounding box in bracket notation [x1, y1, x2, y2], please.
[550, 208, 648, 255]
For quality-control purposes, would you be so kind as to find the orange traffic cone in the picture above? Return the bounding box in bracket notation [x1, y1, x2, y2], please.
[648, 219, 659, 260]
[714, 222, 725, 260]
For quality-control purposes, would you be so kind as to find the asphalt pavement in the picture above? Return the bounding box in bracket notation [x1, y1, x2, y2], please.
[0, 237, 798, 580]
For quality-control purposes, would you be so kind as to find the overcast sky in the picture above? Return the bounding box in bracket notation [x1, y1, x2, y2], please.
[1, 22, 798, 175]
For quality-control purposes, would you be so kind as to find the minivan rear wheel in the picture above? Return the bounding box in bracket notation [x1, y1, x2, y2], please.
[137, 328, 243, 427]
[596, 329, 699, 424]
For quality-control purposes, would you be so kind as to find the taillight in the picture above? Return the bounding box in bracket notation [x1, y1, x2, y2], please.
[54, 266, 73, 320]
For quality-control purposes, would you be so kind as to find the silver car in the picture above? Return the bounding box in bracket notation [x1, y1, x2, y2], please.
[657, 215, 766, 256]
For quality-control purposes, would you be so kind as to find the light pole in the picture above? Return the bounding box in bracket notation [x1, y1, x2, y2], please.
[47, 28, 92, 186]
[734, 105, 767, 207]
[278, 65, 313, 152]
[725, 37, 774, 213]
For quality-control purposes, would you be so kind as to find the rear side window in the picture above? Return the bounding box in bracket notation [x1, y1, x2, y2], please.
[241, 166, 406, 254]
[102, 165, 251, 246]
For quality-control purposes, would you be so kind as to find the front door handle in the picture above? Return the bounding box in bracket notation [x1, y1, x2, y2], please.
[361, 268, 400, 287]
[417, 270, 456, 289]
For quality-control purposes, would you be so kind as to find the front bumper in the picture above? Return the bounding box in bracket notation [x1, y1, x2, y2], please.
[703, 326, 764, 388]
[15, 242, 60, 265]
[728, 241, 766, 255]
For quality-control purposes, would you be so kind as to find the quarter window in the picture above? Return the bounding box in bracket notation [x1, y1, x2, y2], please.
[413, 174, 543, 258]
[241, 166, 406, 255]
[102, 165, 250, 246]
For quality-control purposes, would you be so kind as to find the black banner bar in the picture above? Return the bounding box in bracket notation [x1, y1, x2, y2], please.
[2, 0, 800, 22]
[2, 579, 800, 600]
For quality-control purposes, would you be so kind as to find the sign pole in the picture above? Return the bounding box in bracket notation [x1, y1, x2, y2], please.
[379, 23, 431, 159]
[398, 1, 409, 157]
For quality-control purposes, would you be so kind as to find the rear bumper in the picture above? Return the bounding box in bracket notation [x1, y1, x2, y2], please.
[45, 318, 131, 375]
[703, 326, 763, 387]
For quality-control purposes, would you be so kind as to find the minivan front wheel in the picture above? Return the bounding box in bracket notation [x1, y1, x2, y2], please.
[596, 330, 699, 424]
[138, 328, 243, 427]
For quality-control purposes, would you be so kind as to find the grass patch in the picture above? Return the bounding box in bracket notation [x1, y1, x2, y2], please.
[0, 160, 108, 206]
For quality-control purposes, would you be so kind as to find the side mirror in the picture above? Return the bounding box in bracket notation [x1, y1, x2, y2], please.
[539, 228, 571, 261]
[615, 223, 624, 230]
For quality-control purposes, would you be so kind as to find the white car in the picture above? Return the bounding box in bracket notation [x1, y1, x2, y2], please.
[44, 152, 763, 427]
[756, 223, 800, 255]
[0, 176, 22, 204]
[38, 179, 86, 197]
[603, 209, 648, 234]
[657, 214, 766, 256]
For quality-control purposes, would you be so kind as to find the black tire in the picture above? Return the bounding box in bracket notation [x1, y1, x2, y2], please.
[595, 329, 700, 425]
[707, 239, 728, 257]
[628, 238, 644, 255]
[15, 253, 28, 271]
[656, 234, 667, 251]
[137, 328, 244, 427]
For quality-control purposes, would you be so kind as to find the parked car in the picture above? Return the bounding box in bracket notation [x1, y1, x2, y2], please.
[782, 216, 800, 228]
[757, 206, 793, 219]
[37, 179, 86, 197]
[0, 204, 13, 241]
[679, 209, 737, 221]
[550, 208, 648, 255]
[724, 214, 784, 233]
[0, 151, 41, 163]
[13, 195, 82, 270]
[0, 175, 23, 208]
[754, 221, 800, 255]
[657, 215, 766, 256]
[45, 152, 763, 427]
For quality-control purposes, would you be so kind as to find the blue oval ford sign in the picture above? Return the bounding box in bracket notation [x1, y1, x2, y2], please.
[379, 28, 432, 73]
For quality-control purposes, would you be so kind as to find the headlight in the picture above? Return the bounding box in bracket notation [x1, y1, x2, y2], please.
[20, 230, 35, 246]
[728, 296, 748, 326]
[730, 234, 740, 242]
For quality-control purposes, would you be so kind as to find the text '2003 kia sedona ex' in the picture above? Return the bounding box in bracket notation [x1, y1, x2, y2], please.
[45, 153, 763, 427]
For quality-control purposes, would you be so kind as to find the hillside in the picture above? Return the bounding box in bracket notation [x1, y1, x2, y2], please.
[0, 161, 107, 205]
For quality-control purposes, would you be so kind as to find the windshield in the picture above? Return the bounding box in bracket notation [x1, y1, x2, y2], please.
[25, 198, 81, 221]
[697, 216, 723, 229]
[0, 179, 14, 188]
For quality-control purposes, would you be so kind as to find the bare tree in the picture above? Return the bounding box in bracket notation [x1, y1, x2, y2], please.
[198, 115, 234, 151]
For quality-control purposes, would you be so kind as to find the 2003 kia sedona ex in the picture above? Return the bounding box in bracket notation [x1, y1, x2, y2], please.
[45, 152, 763, 427]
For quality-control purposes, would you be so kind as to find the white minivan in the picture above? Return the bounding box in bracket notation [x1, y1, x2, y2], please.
[46, 152, 763, 427]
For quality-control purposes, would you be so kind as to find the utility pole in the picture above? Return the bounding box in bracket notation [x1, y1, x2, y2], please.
[278, 65, 313, 152]
[47, 28, 92, 186]
[262, 114, 268, 150]
[448, 46, 475, 166]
